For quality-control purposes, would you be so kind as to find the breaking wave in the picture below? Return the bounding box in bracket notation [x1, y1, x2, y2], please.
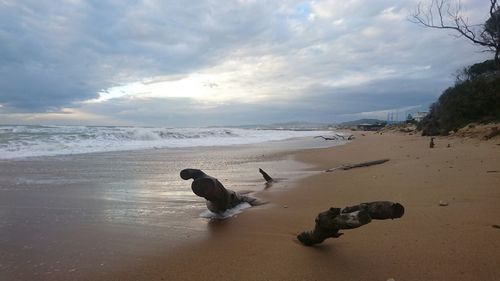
[0, 125, 330, 159]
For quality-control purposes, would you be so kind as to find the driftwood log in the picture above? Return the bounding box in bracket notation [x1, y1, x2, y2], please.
[297, 201, 404, 246]
[325, 159, 390, 172]
[180, 168, 271, 214]
[180, 169, 260, 213]
[315, 134, 355, 141]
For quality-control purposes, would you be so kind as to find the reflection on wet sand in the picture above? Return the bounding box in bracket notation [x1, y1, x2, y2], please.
[0, 137, 339, 280]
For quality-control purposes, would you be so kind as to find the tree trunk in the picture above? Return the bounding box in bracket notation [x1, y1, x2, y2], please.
[495, 47, 500, 70]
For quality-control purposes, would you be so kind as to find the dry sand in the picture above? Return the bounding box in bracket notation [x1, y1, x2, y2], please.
[101, 132, 500, 281]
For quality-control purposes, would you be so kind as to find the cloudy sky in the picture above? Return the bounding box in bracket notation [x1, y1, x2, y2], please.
[0, 0, 492, 126]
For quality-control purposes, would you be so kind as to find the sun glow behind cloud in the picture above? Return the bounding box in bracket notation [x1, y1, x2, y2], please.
[95, 74, 221, 102]
[94, 55, 298, 105]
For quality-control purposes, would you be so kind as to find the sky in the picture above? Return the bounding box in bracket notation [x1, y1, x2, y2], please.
[0, 0, 493, 127]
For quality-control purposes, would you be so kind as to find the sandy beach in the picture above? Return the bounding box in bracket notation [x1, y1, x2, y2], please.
[2, 131, 499, 281]
[102, 132, 500, 281]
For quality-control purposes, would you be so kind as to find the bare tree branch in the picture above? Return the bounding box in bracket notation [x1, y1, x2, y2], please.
[410, 0, 500, 67]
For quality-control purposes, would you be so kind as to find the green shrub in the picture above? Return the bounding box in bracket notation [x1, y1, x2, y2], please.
[420, 62, 500, 136]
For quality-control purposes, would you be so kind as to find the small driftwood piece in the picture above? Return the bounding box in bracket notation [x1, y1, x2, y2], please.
[325, 159, 390, 172]
[259, 168, 275, 189]
[297, 201, 405, 246]
[315, 134, 355, 141]
[259, 168, 274, 183]
[315, 136, 337, 141]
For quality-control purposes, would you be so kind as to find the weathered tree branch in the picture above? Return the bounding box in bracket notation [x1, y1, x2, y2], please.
[315, 134, 354, 141]
[259, 168, 274, 183]
[297, 201, 405, 246]
[325, 159, 390, 172]
[410, 0, 500, 66]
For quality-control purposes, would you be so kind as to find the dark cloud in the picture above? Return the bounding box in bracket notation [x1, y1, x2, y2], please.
[0, 0, 288, 112]
[0, 0, 493, 125]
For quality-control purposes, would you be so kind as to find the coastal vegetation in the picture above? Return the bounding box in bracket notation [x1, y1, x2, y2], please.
[418, 60, 500, 136]
[411, 0, 500, 136]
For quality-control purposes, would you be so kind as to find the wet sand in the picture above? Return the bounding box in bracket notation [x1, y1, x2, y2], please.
[103, 132, 500, 281]
[0, 137, 338, 281]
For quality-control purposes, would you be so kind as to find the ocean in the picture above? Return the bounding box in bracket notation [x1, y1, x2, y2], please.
[0, 125, 333, 159]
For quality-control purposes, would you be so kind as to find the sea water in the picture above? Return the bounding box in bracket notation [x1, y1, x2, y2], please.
[0, 125, 332, 159]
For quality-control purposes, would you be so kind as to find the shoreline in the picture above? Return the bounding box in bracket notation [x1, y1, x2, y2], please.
[0, 135, 343, 281]
[102, 131, 500, 281]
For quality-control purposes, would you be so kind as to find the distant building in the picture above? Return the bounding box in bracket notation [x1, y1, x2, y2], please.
[413, 112, 428, 122]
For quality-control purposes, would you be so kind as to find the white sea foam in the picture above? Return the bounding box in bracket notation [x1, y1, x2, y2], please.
[199, 202, 253, 219]
[0, 125, 332, 159]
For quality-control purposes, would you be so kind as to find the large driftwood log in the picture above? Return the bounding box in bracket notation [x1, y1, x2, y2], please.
[325, 159, 390, 172]
[297, 201, 404, 246]
[180, 169, 262, 214]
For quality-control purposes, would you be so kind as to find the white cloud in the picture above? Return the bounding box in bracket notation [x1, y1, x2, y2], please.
[377, 6, 406, 21]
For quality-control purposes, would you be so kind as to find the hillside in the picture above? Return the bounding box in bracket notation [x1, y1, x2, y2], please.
[337, 119, 386, 128]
